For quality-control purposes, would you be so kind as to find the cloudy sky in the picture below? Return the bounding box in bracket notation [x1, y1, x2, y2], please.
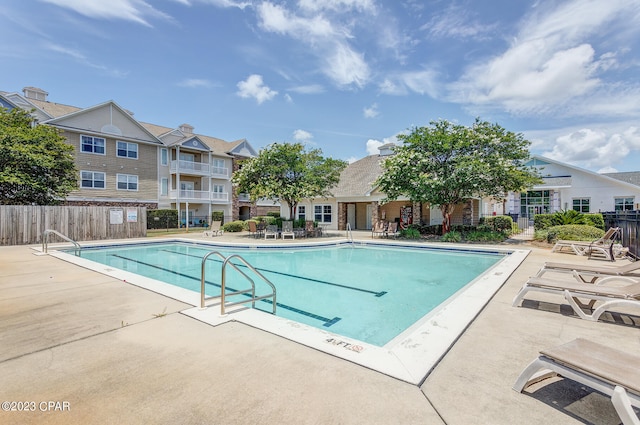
[1, 0, 639, 171]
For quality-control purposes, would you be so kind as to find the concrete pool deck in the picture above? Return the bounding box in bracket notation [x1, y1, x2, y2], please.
[1, 231, 639, 424]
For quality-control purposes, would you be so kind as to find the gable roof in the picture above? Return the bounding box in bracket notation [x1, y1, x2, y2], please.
[43, 100, 162, 145]
[331, 154, 385, 197]
[530, 155, 640, 190]
[603, 171, 640, 187]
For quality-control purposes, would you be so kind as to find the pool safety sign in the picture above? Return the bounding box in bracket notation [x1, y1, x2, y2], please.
[127, 209, 138, 222]
[109, 209, 123, 225]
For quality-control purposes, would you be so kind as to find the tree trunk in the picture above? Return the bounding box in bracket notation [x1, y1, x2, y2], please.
[440, 204, 456, 234]
[289, 202, 298, 220]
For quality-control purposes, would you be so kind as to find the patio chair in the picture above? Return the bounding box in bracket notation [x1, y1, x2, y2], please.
[512, 276, 640, 321]
[203, 220, 223, 237]
[264, 224, 278, 240]
[551, 227, 623, 261]
[535, 259, 640, 284]
[248, 221, 263, 239]
[281, 221, 295, 240]
[305, 220, 321, 238]
[371, 220, 387, 238]
[386, 222, 399, 239]
[513, 338, 640, 425]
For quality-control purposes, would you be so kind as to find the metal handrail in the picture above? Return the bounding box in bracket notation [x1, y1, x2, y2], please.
[200, 251, 277, 315]
[346, 223, 353, 243]
[42, 229, 81, 256]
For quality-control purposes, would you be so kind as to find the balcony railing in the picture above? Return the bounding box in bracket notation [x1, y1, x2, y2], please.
[171, 160, 229, 178]
[170, 189, 229, 203]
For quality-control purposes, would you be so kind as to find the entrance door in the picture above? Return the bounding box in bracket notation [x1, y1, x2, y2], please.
[180, 181, 195, 198]
[347, 204, 356, 230]
[430, 206, 443, 225]
[366, 204, 372, 230]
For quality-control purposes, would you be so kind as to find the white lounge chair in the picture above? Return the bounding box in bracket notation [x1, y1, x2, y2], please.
[264, 224, 278, 240]
[281, 221, 295, 240]
[536, 259, 640, 284]
[551, 227, 624, 261]
[203, 221, 223, 237]
[512, 276, 640, 321]
[371, 220, 387, 238]
[514, 338, 640, 425]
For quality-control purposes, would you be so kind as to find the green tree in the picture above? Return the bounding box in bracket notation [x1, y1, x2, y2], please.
[232, 142, 347, 219]
[0, 107, 77, 204]
[376, 118, 540, 233]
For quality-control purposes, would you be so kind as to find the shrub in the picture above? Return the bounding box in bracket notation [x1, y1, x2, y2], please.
[222, 220, 245, 232]
[441, 231, 462, 242]
[211, 211, 224, 224]
[465, 230, 507, 242]
[544, 224, 604, 243]
[147, 209, 178, 229]
[400, 227, 421, 239]
[266, 211, 281, 218]
[534, 214, 554, 230]
[479, 215, 513, 234]
[552, 209, 587, 226]
[584, 213, 605, 230]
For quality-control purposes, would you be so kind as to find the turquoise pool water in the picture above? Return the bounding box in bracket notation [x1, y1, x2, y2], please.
[77, 242, 503, 346]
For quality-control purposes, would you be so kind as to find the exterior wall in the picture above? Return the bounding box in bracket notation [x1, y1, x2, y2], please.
[65, 131, 159, 203]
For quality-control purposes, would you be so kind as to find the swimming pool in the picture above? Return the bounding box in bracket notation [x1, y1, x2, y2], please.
[50, 238, 529, 384]
[77, 241, 502, 346]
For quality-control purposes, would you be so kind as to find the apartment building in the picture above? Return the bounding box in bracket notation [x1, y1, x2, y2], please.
[0, 86, 275, 224]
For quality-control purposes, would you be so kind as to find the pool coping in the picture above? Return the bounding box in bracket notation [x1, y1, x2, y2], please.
[43, 238, 529, 385]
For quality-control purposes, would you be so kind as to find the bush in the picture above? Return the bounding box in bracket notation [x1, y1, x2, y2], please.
[534, 214, 554, 230]
[147, 209, 178, 229]
[211, 211, 224, 224]
[222, 220, 245, 232]
[584, 213, 604, 230]
[543, 224, 604, 243]
[552, 210, 587, 225]
[441, 231, 462, 242]
[400, 227, 421, 239]
[465, 230, 507, 242]
[266, 211, 281, 218]
[479, 215, 513, 234]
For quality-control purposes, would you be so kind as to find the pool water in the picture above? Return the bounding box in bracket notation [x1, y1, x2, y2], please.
[78, 242, 503, 346]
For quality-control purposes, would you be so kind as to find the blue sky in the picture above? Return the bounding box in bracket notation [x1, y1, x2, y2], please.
[2, 0, 640, 172]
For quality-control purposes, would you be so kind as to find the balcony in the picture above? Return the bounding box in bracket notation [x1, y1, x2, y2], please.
[170, 160, 229, 178]
[169, 190, 229, 203]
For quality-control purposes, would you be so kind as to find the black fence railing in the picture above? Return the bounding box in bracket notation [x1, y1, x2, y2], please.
[602, 211, 640, 259]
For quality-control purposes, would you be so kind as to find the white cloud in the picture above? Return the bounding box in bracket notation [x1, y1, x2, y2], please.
[366, 139, 384, 155]
[236, 74, 278, 104]
[289, 84, 325, 94]
[41, 0, 172, 26]
[448, 0, 640, 116]
[44, 42, 128, 77]
[346, 156, 359, 164]
[363, 103, 379, 118]
[378, 69, 439, 97]
[284, 93, 293, 103]
[540, 125, 640, 170]
[422, 4, 497, 40]
[297, 0, 376, 13]
[177, 78, 216, 88]
[293, 129, 314, 144]
[256, 1, 371, 88]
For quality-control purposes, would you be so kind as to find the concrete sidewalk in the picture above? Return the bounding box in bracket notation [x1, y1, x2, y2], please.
[1, 233, 638, 424]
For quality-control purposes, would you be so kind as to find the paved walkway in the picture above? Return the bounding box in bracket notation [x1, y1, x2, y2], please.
[1, 231, 638, 424]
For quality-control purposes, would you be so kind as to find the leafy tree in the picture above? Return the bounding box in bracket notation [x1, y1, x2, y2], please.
[232, 142, 347, 219]
[376, 118, 540, 233]
[0, 107, 77, 204]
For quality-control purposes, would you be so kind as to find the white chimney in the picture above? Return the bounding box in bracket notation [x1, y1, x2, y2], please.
[179, 123, 194, 134]
[378, 143, 396, 156]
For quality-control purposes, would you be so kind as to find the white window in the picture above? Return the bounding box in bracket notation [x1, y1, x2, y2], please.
[117, 141, 138, 159]
[212, 158, 226, 174]
[615, 197, 634, 211]
[161, 178, 168, 196]
[81, 135, 105, 155]
[298, 205, 306, 221]
[117, 174, 138, 191]
[314, 205, 332, 223]
[212, 184, 224, 193]
[572, 198, 590, 213]
[160, 148, 168, 166]
[80, 171, 105, 189]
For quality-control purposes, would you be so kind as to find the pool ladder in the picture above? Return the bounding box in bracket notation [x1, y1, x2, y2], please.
[42, 229, 81, 256]
[346, 223, 353, 243]
[200, 251, 277, 316]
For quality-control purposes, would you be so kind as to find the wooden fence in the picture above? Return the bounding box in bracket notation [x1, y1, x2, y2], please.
[0, 205, 147, 246]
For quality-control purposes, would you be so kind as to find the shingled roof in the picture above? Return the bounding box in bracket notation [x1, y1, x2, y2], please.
[331, 154, 385, 197]
[604, 171, 640, 187]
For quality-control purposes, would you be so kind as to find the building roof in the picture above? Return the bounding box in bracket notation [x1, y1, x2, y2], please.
[331, 154, 385, 197]
[604, 171, 640, 187]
